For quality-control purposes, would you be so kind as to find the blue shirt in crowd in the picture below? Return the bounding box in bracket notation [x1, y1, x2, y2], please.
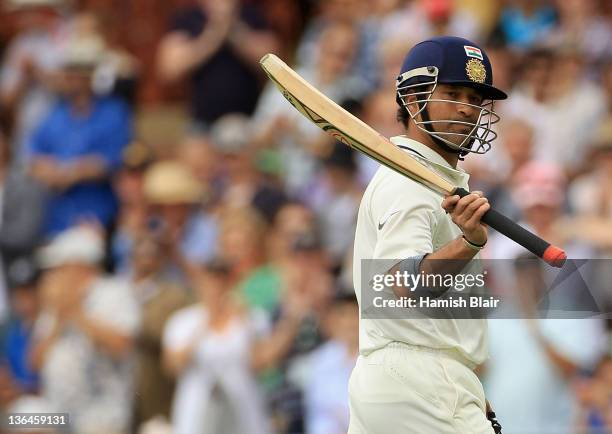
[29, 96, 132, 236]
[1, 317, 39, 392]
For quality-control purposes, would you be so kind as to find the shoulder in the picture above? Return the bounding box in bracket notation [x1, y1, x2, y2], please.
[96, 96, 130, 115]
[38, 99, 67, 125]
[89, 277, 137, 307]
[167, 304, 206, 328]
[367, 165, 441, 212]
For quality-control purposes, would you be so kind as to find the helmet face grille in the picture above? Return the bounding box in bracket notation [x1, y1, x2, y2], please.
[396, 68, 500, 155]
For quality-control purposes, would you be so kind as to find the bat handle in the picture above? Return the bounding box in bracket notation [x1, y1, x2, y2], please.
[454, 188, 567, 267]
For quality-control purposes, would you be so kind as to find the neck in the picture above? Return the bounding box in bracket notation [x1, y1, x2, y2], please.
[405, 127, 460, 168]
[70, 93, 93, 116]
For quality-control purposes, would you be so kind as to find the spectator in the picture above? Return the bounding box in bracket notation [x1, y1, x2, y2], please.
[0, 259, 40, 401]
[309, 144, 362, 269]
[565, 119, 612, 252]
[0, 0, 68, 160]
[574, 356, 612, 432]
[503, 45, 607, 174]
[485, 162, 609, 432]
[163, 257, 309, 434]
[240, 202, 316, 314]
[491, 0, 557, 51]
[547, 0, 612, 66]
[69, 11, 140, 105]
[143, 160, 216, 278]
[111, 141, 153, 274]
[481, 118, 536, 221]
[254, 22, 364, 195]
[209, 114, 287, 223]
[304, 290, 359, 434]
[296, 0, 378, 89]
[29, 226, 140, 434]
[0, 128, 46, 284]
[177, 135, 218, 192]
[28, 35, 132, 237]
[264, 230, 333, 434]
[157, 0, 279, 130]
[218, 207, 269, 286]
[130, 234, 190, 430]
[377, 0, 481, 51]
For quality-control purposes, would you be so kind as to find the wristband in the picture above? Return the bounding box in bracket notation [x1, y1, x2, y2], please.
[462, 235, 486, 251]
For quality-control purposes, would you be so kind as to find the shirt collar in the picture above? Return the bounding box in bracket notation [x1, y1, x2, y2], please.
[389, 135, 470, 187]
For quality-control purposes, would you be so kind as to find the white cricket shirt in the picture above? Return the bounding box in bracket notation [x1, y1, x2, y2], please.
[352, 136, 488, 365]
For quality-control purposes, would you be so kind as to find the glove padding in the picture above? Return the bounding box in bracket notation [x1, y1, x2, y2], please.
[487, 411, 502, 434]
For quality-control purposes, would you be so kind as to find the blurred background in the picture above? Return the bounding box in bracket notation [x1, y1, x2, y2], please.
[0, 0, 611, 433]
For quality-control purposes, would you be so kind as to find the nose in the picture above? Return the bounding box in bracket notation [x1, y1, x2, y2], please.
[456, 100, 476, 119]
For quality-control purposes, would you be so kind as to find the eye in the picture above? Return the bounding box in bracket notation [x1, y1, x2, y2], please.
[469, 95, 483, 105]
[446, 91, 458, 98]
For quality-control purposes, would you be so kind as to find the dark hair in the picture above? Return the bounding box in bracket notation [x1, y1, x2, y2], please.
[397, 105, 410, 129]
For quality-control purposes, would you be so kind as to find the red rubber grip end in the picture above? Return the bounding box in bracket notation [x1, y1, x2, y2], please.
[543, 245, 567, 268]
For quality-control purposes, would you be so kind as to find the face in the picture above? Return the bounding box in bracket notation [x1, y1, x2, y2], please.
[114, 169, 145, 205]
[524, 204, 560, 228]
[157, 203, 191, 228]
[196, 270, 231, 304]
[322, 0, 363, 22]
[60, 68, 94, 97]
[419, 84, 484, 147]
[12, 286, 39, 320]
[273, 204, 315, 255]
[502, 120, 534, 168]
[326, 301, 359, 343]
[318, 24, 358, 79]
[132, 238, 162, 277]
[178, 137, 217, 184]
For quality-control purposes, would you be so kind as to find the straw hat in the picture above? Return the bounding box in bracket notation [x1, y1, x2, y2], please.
[143, 161, 205, 205]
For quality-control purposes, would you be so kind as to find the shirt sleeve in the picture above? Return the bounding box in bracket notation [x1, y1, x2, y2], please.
[373, 202, 437, 260]
[27, 115, 53, 157]
[96, 100, 132, 170]
[542, 318, 607, 369]
[0, 40, 23, 96]
[162, 307, 202, 351]
[87, 279, 140, 336]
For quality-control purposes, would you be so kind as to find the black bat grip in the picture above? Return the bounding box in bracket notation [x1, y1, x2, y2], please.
[454, 188, 566, 267]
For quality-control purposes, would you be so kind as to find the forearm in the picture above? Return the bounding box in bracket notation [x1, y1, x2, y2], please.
[390, 236, 480, 298]
[0, 79, 29, 111]
[420, 235, 480, 275]
[532, 333, 578, 378]
[72, 312, 133, 358]
[157, 26, 228, 82]
[251, 315, 301, 372]
[228, 23, 278, 67]
[30, 156, 108, 189]
[164, 343, 198, 376]
[69, 156, 109, 183]
[29, 322, 62, 371]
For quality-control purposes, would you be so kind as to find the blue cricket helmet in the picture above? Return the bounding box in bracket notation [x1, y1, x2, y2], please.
[395, 36, 506, 156]
[397, 36, 507, 100]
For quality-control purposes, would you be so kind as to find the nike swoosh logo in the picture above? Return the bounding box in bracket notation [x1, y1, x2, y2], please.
[378, 210, 402, 230]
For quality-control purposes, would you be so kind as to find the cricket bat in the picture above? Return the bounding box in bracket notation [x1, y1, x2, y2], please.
[260, 53, 567, 267]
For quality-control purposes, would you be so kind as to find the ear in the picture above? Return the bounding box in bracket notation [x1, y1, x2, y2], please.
[401, 94, 421, 122]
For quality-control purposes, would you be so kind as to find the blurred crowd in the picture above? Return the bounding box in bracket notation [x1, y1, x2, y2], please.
[0, 0, 611, 433]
